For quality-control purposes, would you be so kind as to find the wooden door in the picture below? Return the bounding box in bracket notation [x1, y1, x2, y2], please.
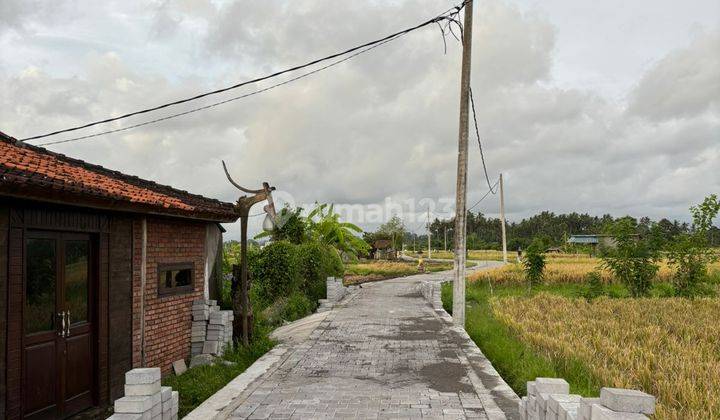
[23, 232, 96, 419]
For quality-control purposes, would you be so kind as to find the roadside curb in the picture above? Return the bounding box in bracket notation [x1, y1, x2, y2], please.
[183, 345, 290, 420]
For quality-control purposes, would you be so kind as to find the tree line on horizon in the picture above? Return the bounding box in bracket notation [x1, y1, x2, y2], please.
[365, 210, 720, 252]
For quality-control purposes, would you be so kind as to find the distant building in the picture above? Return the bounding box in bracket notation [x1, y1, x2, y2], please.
[372, 239, 396, 260]
[567, 234, 614, 247]
[567, 234, 638, 250]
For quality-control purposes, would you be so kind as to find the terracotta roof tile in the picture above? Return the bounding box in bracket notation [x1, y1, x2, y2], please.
[0, 132, 239, 222]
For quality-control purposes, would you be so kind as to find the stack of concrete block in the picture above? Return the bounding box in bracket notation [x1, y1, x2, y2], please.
[584, 388, 655, 420]
[204, 310, 234, 356]
[317, 277, 347, 312]
[520, 377, 655, 420]
[108, 368, 178, 420]
[191, 299, 213, 356]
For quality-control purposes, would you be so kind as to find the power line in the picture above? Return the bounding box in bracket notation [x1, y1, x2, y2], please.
[469, 86, 496, 194]
[35, 33, 403, 146]
[21, 1, 468, 143]
[467, 177, 500, 212]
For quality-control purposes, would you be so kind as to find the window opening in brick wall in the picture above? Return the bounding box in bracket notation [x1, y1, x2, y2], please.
[157, 262, 194, 295]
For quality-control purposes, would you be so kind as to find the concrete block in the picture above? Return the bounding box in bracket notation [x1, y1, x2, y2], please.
[590, 404, 648, 419]
[171, 391, 179, 413]
[124, 380, 161, 396]
[527, 396, 537, 415]
[558, 401, 580, 420]
[549, 394, 581, 414]
[107, 414, 144, 420]
[527, 381, 537, 397]
[202, 341, 219, 355]
[536, 378, 570, 395]
[600, 388, 655, 415]
[160, 386, 172, 402]
[519, 397, 527, 420]
[125, 368, 161, 385]
[114, 394, 157, 413]
[538, 393, 551, 412]
[151, 401, 162, 417]
[579, 398, 601, 420]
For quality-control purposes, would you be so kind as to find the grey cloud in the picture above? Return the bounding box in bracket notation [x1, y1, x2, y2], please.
[1, 0, 718, 240]
[627, 33, 720, 121]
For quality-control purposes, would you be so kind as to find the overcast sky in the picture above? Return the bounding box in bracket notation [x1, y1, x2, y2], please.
[1, 0, 719, 239]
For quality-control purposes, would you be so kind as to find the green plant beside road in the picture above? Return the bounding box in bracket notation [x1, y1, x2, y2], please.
[523, 239, 546, 287]
[162, 326, 274, 418]
[601, 218, 659, 297]
[667, 194, 720, 297]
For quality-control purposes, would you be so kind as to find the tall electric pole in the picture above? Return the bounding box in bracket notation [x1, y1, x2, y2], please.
[427, 207, 432, 259]
[444, 226, 448, 252]
[500, 173, 507, 263]
[452, 0, 474, 327]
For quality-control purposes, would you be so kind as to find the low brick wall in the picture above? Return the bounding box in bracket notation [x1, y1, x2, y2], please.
[132, 218, 207, 375]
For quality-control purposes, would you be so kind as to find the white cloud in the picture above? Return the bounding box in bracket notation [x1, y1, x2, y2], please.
[1, 0, 719, 240]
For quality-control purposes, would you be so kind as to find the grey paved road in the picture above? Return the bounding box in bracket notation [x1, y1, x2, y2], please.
[224, 267, 519, 419]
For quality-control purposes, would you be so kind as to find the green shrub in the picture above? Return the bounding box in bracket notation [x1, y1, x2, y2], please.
[652, 282, 676, 298]
[250, 241, 300, 307]
[583, 271, 604, 300]
[601, 219, 659, 297]
[523, 239, 546, 286]
[282, 292, 315, 321]
[297, 241, 344, 303]
[256, 291, 314, 328]
[667, 195, 720, 297]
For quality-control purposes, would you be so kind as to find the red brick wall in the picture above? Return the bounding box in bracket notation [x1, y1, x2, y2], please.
[132, 218, 207, 375]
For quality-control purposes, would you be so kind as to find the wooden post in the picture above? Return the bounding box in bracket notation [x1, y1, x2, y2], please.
[240, 214, 249, 345]
[222, 161, 276, 346]
[452, 0, 474, 327]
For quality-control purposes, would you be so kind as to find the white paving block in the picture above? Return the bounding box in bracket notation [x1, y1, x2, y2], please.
[536, 378, 570, 395]
[590, 404, 648, 420]
[124, 380, 161, 396]
[579, 398, 601, 420]
[125, 368, 161, 385]
[160, 386, 172, 402]
[114, 395, 156, 413]
[600, 388, 655, 415]
[549, 394, 581, 414]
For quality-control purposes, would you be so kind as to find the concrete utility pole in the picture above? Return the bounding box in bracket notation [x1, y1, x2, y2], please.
[452, 0, 474, 327]
[427, 207, 432, 259]
[500, 173, 508, 263]
[444, 226, 447, 252]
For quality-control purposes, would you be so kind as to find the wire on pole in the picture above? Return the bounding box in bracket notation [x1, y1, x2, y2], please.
[21, 1, 470, 144]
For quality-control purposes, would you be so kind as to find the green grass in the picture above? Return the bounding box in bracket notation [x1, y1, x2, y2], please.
[162, 329, 274, 418]
[441, 281, 602, 397]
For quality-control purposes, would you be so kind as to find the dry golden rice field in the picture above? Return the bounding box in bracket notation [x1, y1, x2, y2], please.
[492, 294, 720, 419]
[469, 257, 720, 285]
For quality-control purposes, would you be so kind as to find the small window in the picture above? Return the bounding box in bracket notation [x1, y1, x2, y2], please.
[157, 262, 194, 295]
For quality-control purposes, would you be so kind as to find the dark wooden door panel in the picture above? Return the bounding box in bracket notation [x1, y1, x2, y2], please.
[63, 332, 93, 417]
[23, 341, 57, 418]
[22, 231, 98, 420]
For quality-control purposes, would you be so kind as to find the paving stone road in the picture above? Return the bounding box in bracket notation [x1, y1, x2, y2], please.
[223, 266, 520, 419]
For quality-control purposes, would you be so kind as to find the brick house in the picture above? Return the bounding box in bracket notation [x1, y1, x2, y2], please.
[0, 132, 239, 419]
